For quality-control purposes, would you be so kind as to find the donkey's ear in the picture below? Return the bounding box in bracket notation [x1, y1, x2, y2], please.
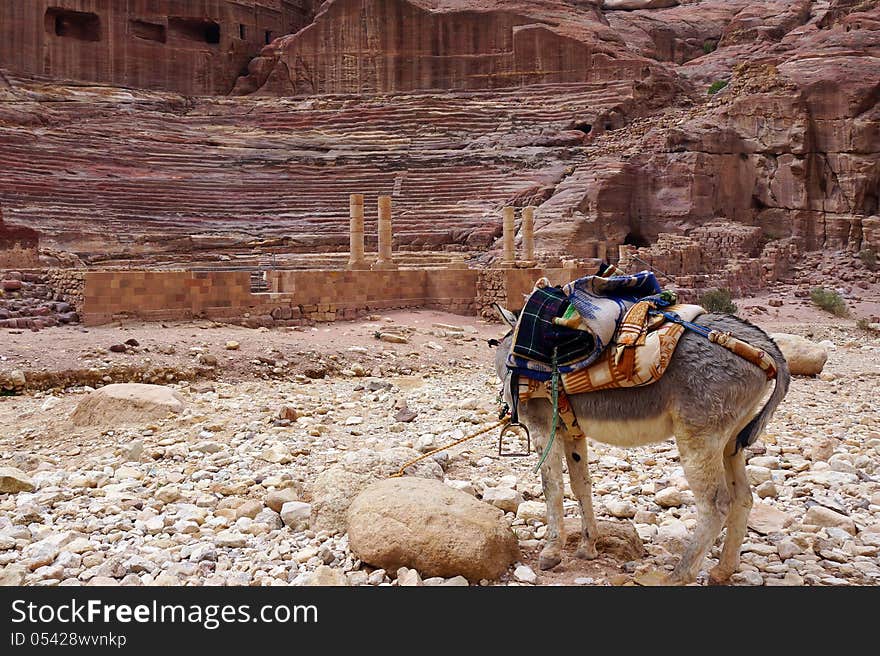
[493, 303, 518, 328]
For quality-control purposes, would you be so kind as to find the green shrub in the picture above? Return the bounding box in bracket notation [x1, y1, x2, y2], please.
[708, 80, 728, 95]
[699, 288, 738, 314]
[856, 317, 871, 332]
[859, 248, 877, 271]
[810, 287, 850, 317]
[703, 40, 718, 54]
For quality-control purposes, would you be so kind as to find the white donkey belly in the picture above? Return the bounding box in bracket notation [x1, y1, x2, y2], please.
[577, 414, 674, 447]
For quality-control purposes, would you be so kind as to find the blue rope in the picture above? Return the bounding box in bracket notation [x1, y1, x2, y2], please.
[533, 347, 559, 474]
[658, 310, 712, 338]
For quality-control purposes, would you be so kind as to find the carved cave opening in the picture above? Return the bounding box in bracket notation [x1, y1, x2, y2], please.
[45, 8, 101, 42]
[239, 24, 247, 40]
[130, 20, 167, 44]
[574, 122, 592, 135]
[623, 231, 650, 248]
[169, 18, 221, 44]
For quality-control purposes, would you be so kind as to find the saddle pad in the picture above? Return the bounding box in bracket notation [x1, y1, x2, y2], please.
[561, 304, 704, 394]
[509, 284, 596, 370]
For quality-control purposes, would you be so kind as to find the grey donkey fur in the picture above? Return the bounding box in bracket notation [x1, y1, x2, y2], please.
[494, 312, 790, 585]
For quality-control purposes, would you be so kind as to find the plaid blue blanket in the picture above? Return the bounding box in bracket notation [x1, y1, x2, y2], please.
[508, 269, 665, 379]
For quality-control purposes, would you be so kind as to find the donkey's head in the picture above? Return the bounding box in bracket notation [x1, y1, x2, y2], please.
[489, 303, 518, 382]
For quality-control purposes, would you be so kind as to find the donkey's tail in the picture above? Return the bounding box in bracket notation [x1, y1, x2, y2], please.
[735, 347, 790, 451]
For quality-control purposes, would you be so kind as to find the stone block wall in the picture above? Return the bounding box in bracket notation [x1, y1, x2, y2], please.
[75, 266, 594, 326]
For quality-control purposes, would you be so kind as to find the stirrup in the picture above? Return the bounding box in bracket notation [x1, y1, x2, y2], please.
[498, 421, 531, 457]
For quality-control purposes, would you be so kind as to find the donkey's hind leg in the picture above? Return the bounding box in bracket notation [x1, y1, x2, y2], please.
[709, 440, 753, 584]
[668, 431, 731, 585]
[563, 436, 598, 560]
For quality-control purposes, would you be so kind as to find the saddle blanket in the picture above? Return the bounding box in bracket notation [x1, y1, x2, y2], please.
[518, 304, 704, 398]
[508, 267, 670, 379]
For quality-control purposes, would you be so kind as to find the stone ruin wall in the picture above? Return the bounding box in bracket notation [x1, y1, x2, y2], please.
[0, 0, 315, 95]
[0, 269, 81, 329]
[64, 266, 595, 327]
[617, 221, 802, 300]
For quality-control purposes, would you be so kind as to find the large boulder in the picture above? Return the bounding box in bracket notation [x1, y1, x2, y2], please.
[307, 448, 442, 533]
[770, 333, 828, 376]
[70, 383, 185, 427]
[347, 477, 520, 581]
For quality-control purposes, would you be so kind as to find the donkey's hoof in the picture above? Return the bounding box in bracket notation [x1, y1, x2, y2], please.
[538, 552, 562, 571]
[707, 566, 733, 586]
[575, 543, 598, 560]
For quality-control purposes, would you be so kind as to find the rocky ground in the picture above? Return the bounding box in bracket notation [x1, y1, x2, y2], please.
[1, 299, 879, 587]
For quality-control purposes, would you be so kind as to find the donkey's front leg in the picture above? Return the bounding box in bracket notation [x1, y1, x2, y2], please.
[536, 430, 566, 571]
[564, 436, 598, 560]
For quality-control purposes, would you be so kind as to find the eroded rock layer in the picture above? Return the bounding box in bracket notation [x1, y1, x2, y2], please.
[0, 72, 671, 261]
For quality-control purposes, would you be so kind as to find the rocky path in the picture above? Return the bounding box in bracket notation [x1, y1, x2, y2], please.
[1, 310, 879, 586]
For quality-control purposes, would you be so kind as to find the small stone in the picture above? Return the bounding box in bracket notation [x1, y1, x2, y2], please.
[755, 481, 778, 499]
[109, 344, 127, 353]
[606, 499, 637, 518]
[803, 506, 856, 535]
[196, 353, 218, 367]
[654, 487, 683, 508]
[155, 485, 180, 503]
[515, 500, 547, 522]
[731, 570, 764, 586]
[481, 487, 523, 513]
[513, 565, 537, 584]
[379, 333, 408, 344]
[442, 576, 469, 586]
[776, 539, 802, 560]
[398, 568, 423, 586]
[307, 566, 348, 586]
[0, 466, 35, 493]
[746, 465, 773, 485]
[278, 405, 299, 421]
[748, 502, 793, 535]
[394, 407, 418, 423]
[265, 488, 299, 513]
[765, 572, 804, 586]
[280, 501, 312, 531]
[234, 500, 264, 520]
[225, 341, 240, 350]
[214, 530, 247, 548]
[0, 565, 27, 586]
[367, 569, 387, 585]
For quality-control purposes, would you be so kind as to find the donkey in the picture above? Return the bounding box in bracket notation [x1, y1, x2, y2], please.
[494, 308, 790, 585]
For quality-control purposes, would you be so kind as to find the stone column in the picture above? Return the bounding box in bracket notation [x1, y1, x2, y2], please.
[347, 193, 369, 270]
[501, 206, 516, 267]
[372, 195, 397, 270]
[522, 205, 536, 263]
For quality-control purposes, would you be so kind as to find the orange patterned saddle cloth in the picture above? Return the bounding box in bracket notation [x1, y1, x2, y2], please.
[519, 304, 704, 403]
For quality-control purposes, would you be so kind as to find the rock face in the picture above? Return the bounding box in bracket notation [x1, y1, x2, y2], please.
[70, 383, 186, 427]
[770, 333, 828, 376]
[347, 477, 520, 581]
[0, 0, 877, 278]
[234, 0, 651, 96]
[0, 1, 314, 95]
